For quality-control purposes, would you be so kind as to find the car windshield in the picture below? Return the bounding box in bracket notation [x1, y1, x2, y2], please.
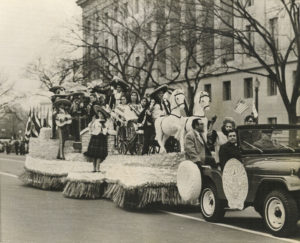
[239, 128, 300, 154]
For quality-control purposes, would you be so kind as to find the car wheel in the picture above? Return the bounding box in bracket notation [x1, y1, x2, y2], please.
[263, 190, 298, 237]
[200, 183, 225, 222]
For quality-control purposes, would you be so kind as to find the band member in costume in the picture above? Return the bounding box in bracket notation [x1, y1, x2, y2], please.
[53, 98, 72, 160]
[84, 105, 110, 172]
[137, 97, 155, 154]
[128, 91, 142, 117]
[51, 94, 68, 139]
[148, 84, 169, 120]
[110, 78, 129, 108]
[69, 92, 86, 141]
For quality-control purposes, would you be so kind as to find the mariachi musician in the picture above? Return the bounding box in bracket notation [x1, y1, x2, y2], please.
[53, 98, 72, 160]
[148, 84, 170, 120]
[109, 77, 129, 109]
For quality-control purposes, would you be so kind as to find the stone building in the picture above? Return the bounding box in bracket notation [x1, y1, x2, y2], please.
[76, 0, 300, 127]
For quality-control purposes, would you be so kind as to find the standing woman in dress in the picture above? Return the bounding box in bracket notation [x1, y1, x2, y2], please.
[84, 105, 110, 172]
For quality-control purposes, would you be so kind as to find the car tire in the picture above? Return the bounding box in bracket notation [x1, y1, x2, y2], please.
[200, 183, 225, 222]
[263, 190, 298, 237]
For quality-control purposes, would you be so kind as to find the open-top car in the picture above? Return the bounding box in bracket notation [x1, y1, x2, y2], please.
[178, 124, 300, 237]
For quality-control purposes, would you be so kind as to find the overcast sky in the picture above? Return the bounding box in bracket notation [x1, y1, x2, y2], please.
[0, 0, 81, 91]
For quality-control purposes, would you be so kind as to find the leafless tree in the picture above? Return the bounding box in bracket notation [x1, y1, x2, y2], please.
[26, 57, 84, 89]
[192, 0, 300, 125]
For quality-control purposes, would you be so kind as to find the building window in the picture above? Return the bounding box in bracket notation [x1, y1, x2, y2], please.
[124, 31, 128, 48]
[104, 12, 108, 23]
[124, 2, 128, 18]
[105, 39, 109, 54]
[158, 39, 166, 76]
[223, 81, 231, 101]
[146, 22, 151, 39]
[135, 0, 139, 13]
[245, 25, 254, 55]
[204, 84, 212, 100]
[220, 0, 234, 62]
[267, 77, 277, 96]
[114, 6, 118, 19]
[86, 20, 91, 34]
[135, 56, 140, 67]
[244, 77, 253, 98]
[270, 17, 278, 49]
[268, 117, 277, 124]
[246, 0, 254, 7]
[202, 0, 214, 65]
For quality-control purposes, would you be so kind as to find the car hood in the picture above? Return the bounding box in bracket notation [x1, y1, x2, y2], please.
[243, 155, 300, 176]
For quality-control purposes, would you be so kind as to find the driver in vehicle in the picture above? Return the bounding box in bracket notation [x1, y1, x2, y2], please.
[253, 130, 281, 149]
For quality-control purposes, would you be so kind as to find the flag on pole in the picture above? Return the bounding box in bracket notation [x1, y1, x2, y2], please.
[31, 108, 41, 137]
[234, 99, 249, 114]
[24, 109, 32, 141]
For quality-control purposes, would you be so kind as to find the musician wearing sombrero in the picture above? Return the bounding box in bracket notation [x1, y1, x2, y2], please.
[53, 98, 72, 160]
[149, 84, 170, 120]
[110, 78, 129, 108]
[51, 94, 69, 139]
[69, 92, 86, 141]
[84, 105, 110, 172]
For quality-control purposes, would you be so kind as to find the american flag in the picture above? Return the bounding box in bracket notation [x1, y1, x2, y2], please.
[234, 99, 249, 114]
[24, 108, 42, 140]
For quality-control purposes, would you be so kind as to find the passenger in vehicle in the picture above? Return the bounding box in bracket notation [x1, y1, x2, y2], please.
[219, 129, 242, 171]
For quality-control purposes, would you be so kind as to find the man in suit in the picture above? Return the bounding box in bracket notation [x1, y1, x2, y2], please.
[184, 118, 206, 165]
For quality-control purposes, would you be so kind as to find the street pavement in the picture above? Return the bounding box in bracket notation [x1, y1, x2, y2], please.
[0, 153, 299, 243]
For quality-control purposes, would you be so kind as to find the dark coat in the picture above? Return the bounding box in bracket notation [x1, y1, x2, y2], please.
[219, 142, 242, 170]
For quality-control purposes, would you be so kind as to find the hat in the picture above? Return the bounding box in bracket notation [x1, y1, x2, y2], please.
[149, 84, 168, 99]
[54, 98, 72, 108]
[68, 92, 84, 99]
[49, 86, 65, 94]
[91, 85, 109, 95]
[110, 78, 129, 90]
[51, 94, 68, 103]
[93, 105, 110, 119]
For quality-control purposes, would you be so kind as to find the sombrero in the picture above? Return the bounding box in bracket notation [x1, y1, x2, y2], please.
[93, 105, 110, 119]
[91, 85, 110, 95]
[49, 86, 65, 94]
[51, 94, 68, 103]
[110, 77, 129, 90]
[54, 98, 72, 108]
[68, 92, 84, 100]
[149, 84, 168, 99]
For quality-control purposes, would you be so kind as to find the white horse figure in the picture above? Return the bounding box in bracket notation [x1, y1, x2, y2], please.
[154, 89, 186, 153]
[184, 90, 211, 142]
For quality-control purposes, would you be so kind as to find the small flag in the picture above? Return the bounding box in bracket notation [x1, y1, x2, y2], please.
[234, 99, 249, 114]
[24, 109, 32, 141]
[31, 108, 41, 137]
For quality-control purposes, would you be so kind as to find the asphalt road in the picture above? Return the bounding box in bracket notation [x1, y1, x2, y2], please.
[0, 154, 299, 243]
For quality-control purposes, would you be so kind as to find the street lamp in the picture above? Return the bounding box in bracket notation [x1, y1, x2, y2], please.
[255, 77, 260, 122]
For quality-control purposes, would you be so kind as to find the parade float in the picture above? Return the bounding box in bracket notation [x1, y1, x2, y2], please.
[20, 127, 186, 208]
[20, 85, 204, 209]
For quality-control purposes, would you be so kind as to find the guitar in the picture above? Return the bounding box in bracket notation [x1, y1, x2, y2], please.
[55, 113, 73, 127]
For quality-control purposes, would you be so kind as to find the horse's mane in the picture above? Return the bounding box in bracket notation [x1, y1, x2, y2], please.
[193, 90, 210, 115]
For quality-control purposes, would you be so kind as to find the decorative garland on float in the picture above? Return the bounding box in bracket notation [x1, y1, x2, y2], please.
[20, 147, 189, 209]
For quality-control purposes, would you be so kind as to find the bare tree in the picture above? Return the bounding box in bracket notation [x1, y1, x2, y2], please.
[26, 57, 84, 89]
[192, 0, 300, 125]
